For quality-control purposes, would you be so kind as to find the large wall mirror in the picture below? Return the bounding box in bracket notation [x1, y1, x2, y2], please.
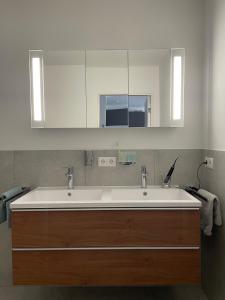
[29, 48, 185, 128]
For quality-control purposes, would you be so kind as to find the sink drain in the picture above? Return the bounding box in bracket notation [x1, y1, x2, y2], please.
[67, 192, 72, 196]
[143, 191, 148, 196]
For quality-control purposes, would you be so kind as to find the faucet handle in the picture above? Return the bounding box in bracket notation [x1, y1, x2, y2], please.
[141, 165, 147, 174]
[64, 166, 74, 175]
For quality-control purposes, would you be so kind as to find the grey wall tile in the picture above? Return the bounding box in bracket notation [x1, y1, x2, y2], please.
[85, 150, 155, 186]
[202, 150, 225, 197]
[0, 151, 14, 193]
[13, 151, 85, 188]
[0, 149, 204, 189]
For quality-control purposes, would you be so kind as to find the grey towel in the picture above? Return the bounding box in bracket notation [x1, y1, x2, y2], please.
[1, 186, 24, 200]
[0, 200, 6, 223]
[198, 189, 222, 236]
[0, 186, 26, 224]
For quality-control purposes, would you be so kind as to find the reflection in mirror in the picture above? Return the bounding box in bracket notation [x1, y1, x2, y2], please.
[100, 95, 151, 128]
[129, 49, 170, 127]
[44, 50, 86, 128]
[129, 95, 151, 127]
[86, 50, 128, 128]
[100, 95, 128, 128]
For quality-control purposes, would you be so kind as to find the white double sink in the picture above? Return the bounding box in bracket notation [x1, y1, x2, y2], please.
[10, 186, 201, 209]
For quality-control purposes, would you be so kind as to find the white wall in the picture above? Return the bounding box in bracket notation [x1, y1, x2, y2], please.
[204, 0, 225, 151]
[0, 0, 205, 150]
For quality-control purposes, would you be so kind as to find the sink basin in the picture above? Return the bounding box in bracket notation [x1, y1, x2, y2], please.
[111, 188, 194, 201]
[10, 188, 104, 209]
[109, 188, 201, 207]
[10, 186, 201, 209]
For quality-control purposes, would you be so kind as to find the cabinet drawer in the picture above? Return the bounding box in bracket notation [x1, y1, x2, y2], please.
[12, 210, 200, 248]
[13, 249, 200, 285]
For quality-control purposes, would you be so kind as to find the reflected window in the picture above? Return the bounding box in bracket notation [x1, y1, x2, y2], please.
[129, 96, 150, 127]
[100, 95, 151, 128]
[100, 95, 128, 128]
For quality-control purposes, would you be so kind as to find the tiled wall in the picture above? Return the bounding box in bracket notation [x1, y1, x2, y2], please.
[201, 150, 225, 300]
[0, 152, 14, 192]
[0, 150, 203, 192]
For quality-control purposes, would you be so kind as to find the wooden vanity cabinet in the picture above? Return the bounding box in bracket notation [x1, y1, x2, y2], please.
[11, 209, 201, 285]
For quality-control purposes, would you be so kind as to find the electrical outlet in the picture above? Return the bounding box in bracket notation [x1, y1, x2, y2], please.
[98, 157, 107, 167]
[108, 157, 117, 167]
[98, 157, 117, 167]
[205, 157, 214, 169]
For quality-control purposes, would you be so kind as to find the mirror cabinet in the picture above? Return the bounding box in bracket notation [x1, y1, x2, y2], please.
[29, 49, 185, 128]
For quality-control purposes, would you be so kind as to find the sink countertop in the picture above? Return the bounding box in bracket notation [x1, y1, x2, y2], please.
[10, 186, 201, 210]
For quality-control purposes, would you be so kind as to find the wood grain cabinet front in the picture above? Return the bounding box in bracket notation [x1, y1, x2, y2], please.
[13, 249, 200, 285]
[11, 209, 201, 286]
[11, 210, 200, 248]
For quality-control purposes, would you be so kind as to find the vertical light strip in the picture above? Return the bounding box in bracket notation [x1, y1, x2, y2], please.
[31, 57, 43, 121]
[29, 50, 45, 127]
[172, 56, 182, 120]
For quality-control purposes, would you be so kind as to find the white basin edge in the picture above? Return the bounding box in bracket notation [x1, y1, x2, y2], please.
[10, 186, 201, 210]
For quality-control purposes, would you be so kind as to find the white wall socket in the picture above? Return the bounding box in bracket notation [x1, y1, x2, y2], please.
[98, 157, 117, 167]
[205, 157, 214, 169]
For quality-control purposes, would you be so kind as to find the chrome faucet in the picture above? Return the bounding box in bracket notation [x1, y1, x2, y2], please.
[141, 166, 148, 188]
[65, 167, 74, 189]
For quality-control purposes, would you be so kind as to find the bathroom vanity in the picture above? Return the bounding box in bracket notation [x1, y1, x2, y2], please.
[10, 187, 201, 286]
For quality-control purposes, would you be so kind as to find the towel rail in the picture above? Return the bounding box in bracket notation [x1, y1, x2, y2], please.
[185, 186, 208, 202]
